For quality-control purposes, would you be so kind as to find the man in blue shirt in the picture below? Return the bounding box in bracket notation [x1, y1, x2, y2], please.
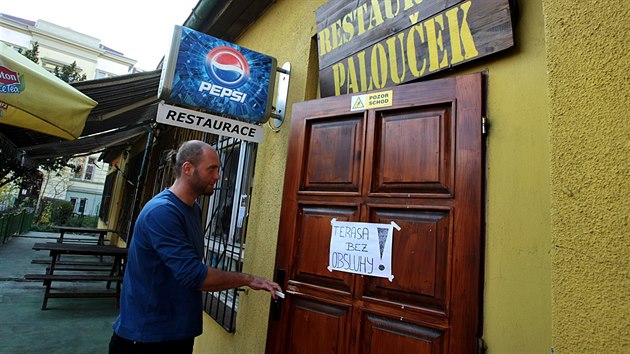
[109, 140, 281, 354]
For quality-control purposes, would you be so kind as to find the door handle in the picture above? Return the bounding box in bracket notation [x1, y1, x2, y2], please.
[275, 268, 286, 286]
[271, 268, 286, 320]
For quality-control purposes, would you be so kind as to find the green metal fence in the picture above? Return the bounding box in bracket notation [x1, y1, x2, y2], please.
[0, 209, 35, 244]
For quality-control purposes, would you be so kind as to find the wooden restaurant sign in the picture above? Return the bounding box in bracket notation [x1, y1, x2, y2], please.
[316, 0, 516, 97]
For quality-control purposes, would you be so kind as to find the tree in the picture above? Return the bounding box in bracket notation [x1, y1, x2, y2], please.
[54, 61, 87, 83]
[35, 162, 76, 216]
[18, 41, 39, 64]
[20, 41, 87, 83]
[0, 155, 75, 188]
[0, 174, 20, 211]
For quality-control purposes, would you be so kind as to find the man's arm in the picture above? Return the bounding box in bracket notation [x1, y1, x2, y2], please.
[199, 267, 282, 299]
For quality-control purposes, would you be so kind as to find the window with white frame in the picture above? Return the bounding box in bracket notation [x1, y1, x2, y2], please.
[73, 156, 97, 181]
[202, 136, 257, 333]
[84, 157, 96, 180]
[78, 198, 87, 214]
[95, 70, 114, 79]
[41, 58, 65, 75]
[70, 197, 77, 210]
[74, 157, 86, 178]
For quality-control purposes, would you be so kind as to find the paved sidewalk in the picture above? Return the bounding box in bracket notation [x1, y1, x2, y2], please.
[0, 232, 118, 354]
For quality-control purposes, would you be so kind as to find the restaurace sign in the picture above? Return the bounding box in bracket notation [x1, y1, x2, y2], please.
[316, 0, 516, 97]
[156, 102, 264, 143]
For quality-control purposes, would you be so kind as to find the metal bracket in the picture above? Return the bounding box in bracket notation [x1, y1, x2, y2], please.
[268, 62, 291, 132]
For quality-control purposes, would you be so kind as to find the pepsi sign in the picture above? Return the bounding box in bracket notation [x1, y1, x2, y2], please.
[158, 26, 277, 124]
[206, 46, 249, 88]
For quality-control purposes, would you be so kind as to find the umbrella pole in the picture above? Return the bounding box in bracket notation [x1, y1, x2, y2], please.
[124, 125, 155, 246]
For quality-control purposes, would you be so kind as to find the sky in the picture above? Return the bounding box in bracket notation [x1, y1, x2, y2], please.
[3, 0, 199, 70]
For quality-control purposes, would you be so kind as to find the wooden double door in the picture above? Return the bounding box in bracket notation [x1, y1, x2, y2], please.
[266, 74, 484, 354]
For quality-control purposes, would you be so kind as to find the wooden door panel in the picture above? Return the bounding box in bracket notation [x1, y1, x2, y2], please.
[301, 115, 365, 193]
[268, 74, 483, 354]
[287, 298, 351, 354]
[371, 105, 454, 196]
[359, 312, 446, 354]
[362, 207, 450, 314]
[293, 205, 359, 292]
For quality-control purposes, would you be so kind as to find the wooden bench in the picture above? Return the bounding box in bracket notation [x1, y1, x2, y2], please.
[24, 274, 123, 282]
[50, 226, 118, 245]
[31, 259, 115, 272]
[24, 274, 123, 307]
[28, 242, 127, 310]
[31, 259, 115, 266]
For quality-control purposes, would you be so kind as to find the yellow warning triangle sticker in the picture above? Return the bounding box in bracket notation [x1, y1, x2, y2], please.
[353, 97, 365, 110]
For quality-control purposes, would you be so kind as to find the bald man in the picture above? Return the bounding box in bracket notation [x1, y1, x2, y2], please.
[110, 140, 281, 354]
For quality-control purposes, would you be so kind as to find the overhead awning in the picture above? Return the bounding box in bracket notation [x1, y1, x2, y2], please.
[0, 69, 161, 160]
[0, 42, 97, 140]
[23, 124, 151, 159]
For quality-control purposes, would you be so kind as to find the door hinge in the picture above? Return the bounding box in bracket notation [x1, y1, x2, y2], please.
[482, 116, 489, 135]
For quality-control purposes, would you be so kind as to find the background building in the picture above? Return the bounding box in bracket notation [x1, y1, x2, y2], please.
[1, 13, 138, 216]
[35, 154, 109, 216]
[0, 13, 137, 79]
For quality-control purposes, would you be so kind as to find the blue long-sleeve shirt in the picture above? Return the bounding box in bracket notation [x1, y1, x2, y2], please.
[113, 189, 209, 342]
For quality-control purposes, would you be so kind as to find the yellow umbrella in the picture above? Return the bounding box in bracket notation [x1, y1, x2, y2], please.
[0, 42, 97, 140]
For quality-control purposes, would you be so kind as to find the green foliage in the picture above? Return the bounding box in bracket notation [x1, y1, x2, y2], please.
[18, 197, 33, 209]
[0, 154, 74, 190]
[0, 181, 18, 209]
[19, 41, 87, 83]
[18, 41, 39, 64]
[31, 212, 98, 231]
[67, 215, 98, 228]
[48, 199, 74, 225]
[53, 61, 87, 83]
[29, 223, 54, 232]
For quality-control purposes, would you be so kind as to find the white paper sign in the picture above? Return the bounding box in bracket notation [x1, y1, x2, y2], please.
[328, 219, 400, 281]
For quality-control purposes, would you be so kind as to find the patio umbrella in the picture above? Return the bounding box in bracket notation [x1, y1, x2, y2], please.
[0, 42, 97, 140]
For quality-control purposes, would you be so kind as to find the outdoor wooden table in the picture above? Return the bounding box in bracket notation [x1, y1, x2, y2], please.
[25, 242, 128, 310]
[50, 226, 117, 245]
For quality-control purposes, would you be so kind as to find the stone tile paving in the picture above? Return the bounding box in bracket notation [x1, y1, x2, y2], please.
[0, 232, 118, 354]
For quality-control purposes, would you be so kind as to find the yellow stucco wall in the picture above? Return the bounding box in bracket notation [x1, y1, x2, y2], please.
[191, 0, 630, 353]
[542, 1, 630, 353]
[194, 0, 558, 353]
[99, 151, 130, 246]
[193, 0, 326, 353]
[473, 1, 553, 352]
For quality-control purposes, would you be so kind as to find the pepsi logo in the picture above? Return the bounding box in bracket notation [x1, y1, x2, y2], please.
[205, 46, 250, 88]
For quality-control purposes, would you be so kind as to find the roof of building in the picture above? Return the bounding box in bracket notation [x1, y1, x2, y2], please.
[0, 13, 125, 57]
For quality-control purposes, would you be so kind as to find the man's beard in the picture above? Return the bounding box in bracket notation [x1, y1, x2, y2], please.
[191, 170, 215, 196]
